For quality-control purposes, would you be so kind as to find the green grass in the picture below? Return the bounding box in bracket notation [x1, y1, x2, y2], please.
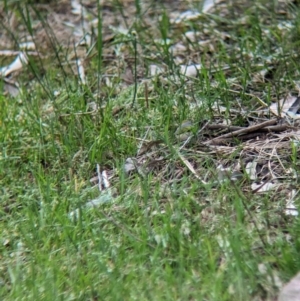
[1, 0, 300, 300]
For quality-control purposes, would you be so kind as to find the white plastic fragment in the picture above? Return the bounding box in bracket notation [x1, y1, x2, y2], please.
[76, 33, 92, 47]
[154, 38, 172, 45]
[19, 41, 35, 50]
[0, 50, 20, 56]
[68, 188, 115, 219]
[71, 0, 83, 15]
[217, 164, 229, 181]
[217, 164, 242, 181]
[172, 10, 201, 24]
[102, 170, 110, 189]
[69, 164, 115, 219]
[270, 95, 300, 118]
[96, 163, 102, 192]
[180, 64, 202, 77]
[149, 65, 163, 76]
[109, 25, 129, 36]
[124, 158, 137, 175]
[0, 52, 28, 77]
[202, 0, 223, 13]
[277, 21, 293, 31]
[285, 190, 299, 216]
[184, 31, 200, 42]
[169, 43, 187, 55]
[285, 202, 298, 216]
[286, 111, 300, 120]
[245, 161, 257, 180]
[77, 59, 86, 84]
[251, 181, 278, 192]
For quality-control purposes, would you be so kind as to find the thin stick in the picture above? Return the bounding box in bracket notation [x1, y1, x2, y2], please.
[205, 119, 277, 145]
[206, 123, 289, 133]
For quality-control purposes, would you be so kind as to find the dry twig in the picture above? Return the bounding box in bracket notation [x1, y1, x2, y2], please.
[205, 119, 278, 145]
